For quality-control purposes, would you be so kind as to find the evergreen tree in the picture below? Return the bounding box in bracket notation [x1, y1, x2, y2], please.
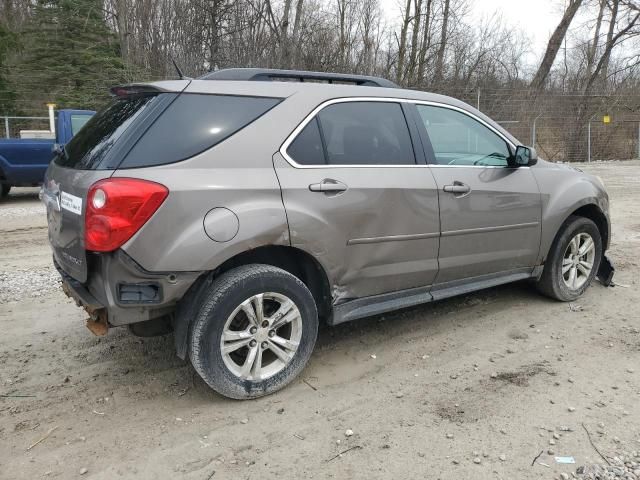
[0, 24, 17, 115]
[14, 0, 127, 111]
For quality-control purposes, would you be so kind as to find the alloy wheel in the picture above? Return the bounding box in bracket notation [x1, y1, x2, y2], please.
[220, 292, 302, 381]
[561, 232, 596, 290]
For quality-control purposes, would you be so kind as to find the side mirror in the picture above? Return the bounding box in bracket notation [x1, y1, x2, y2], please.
[513, 145, 538, 167]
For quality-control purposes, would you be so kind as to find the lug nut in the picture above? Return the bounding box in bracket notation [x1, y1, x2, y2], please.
[250, 340, 257, 347]
[250, 327, 257, 334]
[268, 330, 275, 338]
[261, 341, 268, 349]
[261, 320, 269, 328]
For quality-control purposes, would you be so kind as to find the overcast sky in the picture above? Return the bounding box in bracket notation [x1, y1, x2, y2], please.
[381, 0, 564, 63]
[471, 0, 564, 55]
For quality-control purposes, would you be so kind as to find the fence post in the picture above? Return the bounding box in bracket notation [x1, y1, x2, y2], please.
[587, 121, 591, 163]
[638, 122, 640, 160]
[3, 117, 9, 139]
[476, 89, 480, 111]
[532, 114, 542, 147]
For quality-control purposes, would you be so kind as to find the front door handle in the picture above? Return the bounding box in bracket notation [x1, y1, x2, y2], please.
[443, 182, 471, 195]
[309, 179, 348, 193]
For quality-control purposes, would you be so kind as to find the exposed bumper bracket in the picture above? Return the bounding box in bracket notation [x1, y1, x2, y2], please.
[58, 264, 110, 336]
[597, 254, 615, 287]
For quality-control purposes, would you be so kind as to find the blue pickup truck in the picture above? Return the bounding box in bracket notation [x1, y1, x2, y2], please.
[0, 109, 94, 199]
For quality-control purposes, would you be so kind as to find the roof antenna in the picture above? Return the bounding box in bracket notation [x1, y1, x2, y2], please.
[170, 57, 191, 80]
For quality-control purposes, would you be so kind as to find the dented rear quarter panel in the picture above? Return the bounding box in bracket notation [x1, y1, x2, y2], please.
[117, 84, 324, 273]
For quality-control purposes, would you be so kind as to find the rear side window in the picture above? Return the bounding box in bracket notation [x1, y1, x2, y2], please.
[57, 95, 162, 169]
[286, 101, 415, 166]
[120, 94, 281, 168]
[320, 102, 414, 165]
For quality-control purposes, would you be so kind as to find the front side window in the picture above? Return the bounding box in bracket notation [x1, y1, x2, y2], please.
[416, 105, 511, 166]
[286, 101, 415, 166]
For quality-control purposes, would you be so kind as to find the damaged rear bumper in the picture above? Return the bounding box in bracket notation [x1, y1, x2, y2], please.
[53, 251, 202, 333]
[56, 261, 109, 335]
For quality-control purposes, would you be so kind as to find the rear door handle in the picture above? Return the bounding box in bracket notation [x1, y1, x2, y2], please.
[443, 182, 471, 195]
[309, 179, 348, 193]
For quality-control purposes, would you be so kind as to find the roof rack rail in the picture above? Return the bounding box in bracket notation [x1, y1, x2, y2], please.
[199, 68, 398, 88]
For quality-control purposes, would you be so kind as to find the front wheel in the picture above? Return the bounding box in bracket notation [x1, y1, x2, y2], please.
[536, 216, 602, 302]
[189, 264, 318, 399]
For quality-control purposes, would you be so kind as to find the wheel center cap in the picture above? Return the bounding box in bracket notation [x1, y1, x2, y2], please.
[256, 328, 269, 342]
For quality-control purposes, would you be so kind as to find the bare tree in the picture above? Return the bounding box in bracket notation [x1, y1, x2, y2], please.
[433, 0, 450, 84]
[396, 0, 412, 82]
[406, 0, 423, 85]
[531, 0, 584, 90]
[415, 0, 433, 85]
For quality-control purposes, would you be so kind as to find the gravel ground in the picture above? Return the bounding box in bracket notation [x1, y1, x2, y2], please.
[0, 267, 60, 304]
[0, 203, 45, 219]
[576, 449, 640, 480]
[0, 163, 639, 480]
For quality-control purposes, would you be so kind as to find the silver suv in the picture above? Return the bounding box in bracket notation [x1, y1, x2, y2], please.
[42, 68, 614, 399]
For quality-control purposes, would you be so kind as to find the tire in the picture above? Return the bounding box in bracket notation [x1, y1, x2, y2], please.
[536, 215, 602, 302]
[189, 264, 318, 399]
[0, 184, 10, 199]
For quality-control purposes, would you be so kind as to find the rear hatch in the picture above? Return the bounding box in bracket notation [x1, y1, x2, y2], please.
[42, 89, 179, 282]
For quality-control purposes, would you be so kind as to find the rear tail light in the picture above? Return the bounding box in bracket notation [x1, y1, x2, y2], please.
[85, 178, 168, 252]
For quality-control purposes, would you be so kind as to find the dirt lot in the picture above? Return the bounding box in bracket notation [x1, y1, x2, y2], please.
[1, 161, 639, 480]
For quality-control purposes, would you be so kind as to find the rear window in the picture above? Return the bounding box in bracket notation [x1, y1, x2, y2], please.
[56, 95, 163, 169]
[119, 94, 281, 168]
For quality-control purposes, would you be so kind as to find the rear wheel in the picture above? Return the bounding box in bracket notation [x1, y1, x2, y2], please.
[0, 184, 10, 199]
[189, 264, 318, 399]
[536, 216, 602, 301]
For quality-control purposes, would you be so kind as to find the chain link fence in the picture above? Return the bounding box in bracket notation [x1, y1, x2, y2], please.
[446, 88, 640, 163]
[1, 88, 639, 162]
[1, 116, 50, 139]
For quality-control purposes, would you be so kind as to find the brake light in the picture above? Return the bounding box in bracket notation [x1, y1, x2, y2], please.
[85, 178, 168, 252]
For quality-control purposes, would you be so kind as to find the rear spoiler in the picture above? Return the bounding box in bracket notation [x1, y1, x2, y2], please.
[110, 80, 191, 97]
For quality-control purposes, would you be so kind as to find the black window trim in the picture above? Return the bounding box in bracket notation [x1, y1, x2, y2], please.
[282, 98, 421, 168]
[315, 116, 330, 165]
[102, 92, 179, 170]
[280, 97, 519, 169]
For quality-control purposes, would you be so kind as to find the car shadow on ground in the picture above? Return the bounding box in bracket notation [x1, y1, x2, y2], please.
[78, 279, 555, 403]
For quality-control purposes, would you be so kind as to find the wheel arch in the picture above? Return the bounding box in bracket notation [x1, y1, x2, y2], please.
[541, 201, 610, 266]
[173, 245, 332, 360]
[570, 204, 609, 251]
[214, 245, 332, 320]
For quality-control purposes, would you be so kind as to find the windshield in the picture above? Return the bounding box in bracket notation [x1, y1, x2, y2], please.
[55, 94, 163, 169]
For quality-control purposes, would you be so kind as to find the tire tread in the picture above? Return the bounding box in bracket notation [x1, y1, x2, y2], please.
[189, 264, 317, 399]
[536, 215, 602, 302]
